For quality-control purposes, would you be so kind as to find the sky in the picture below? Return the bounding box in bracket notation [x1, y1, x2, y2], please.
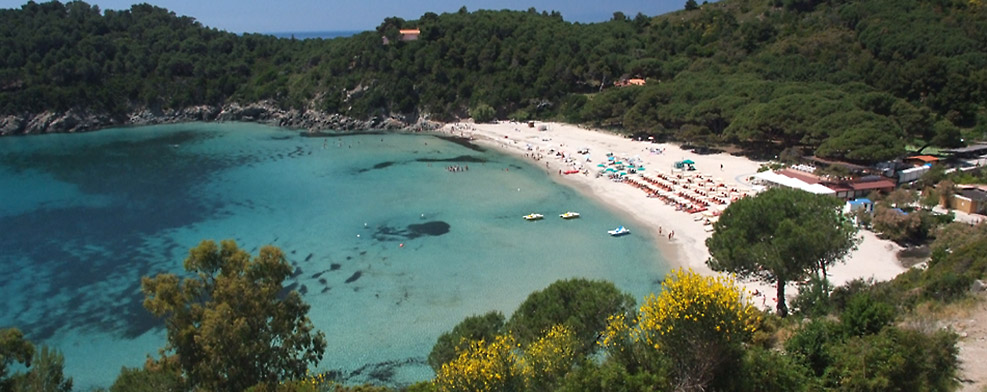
[0, 0, 706, 33]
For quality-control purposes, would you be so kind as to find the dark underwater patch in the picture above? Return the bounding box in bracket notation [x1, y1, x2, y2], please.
[433, 135, 486, 152]
[299, 130, 385, 138]
[415, 155, 487, 163]
[357, 161, 399, 173]
[344, 271, 362, 284]
[0, 129, 261, 339]
[408, 221, 451, 236]
[372, 221, 450, 241]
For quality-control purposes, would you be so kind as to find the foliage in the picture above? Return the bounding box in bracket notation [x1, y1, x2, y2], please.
[602, 268, 759, 391]
[840, 292, 896, 337]
[784, 319, 838, 378]
[3, 0, 987, 159]
[505, 278, 635, 357]
[790, 276, 833, 317]
[469, 103, 496, 123]
[8, 347, 72, 392]
[140, 240, 327, 391]
[733, 346, 810, 392]
[908, 221, 987, 301]
[823, 327, 959, 391]
[0, 330, 72, 392]
[0, 328, 34, 390]
[428, 311, 505, 372]
[516, 325, 578, 391]
[706, 187, 859, 316]
[871, 205, 934, 244]
[432, 325, 577, 392]
[110, 365, 183, 392]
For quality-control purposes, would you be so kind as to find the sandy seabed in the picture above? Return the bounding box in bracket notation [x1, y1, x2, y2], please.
[445, 120, 907, 310]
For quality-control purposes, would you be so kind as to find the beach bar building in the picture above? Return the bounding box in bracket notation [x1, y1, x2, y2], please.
[754, 169, 895, 200]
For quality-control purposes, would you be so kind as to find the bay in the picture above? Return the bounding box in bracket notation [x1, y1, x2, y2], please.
[0, 122, 669, 389]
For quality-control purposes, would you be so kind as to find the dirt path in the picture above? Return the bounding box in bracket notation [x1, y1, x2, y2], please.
[953, 294, 987, 392]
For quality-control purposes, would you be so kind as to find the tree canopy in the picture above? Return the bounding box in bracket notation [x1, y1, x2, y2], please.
[140, 239, 327, 391]
[504, 278, 636, 357]
[705, 188, 858, 317]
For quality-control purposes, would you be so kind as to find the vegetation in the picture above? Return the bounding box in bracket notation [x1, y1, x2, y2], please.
[4, 0, 987, 389]
[0, 328, 72, 392]
[600, 269, 759, 391]
[706, 187, 859, 316]
[140, 240, 327, 391]
[2, 0, 986, 163]
[427, 311, 505, 372]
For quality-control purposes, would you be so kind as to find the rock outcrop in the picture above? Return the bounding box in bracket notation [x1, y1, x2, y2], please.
[0, 101, 442, 136]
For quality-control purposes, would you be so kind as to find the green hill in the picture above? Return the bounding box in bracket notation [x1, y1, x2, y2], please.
[1, 0, 986, 163]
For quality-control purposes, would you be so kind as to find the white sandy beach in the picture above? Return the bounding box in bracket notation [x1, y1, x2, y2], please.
[445, 120, 908, 309]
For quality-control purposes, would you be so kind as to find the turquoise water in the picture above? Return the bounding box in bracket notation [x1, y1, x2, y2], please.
[0, 122, 669, 389]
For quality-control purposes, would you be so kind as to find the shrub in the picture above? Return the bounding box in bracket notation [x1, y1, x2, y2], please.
[840, 292, 895, 337]
[428, 311, 505, 371]
[602, 269, 760, 391]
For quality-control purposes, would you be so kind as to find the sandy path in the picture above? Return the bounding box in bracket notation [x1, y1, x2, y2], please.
[443, 121, 907, 309]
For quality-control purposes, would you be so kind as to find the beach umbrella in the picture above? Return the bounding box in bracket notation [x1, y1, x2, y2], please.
[682, 159, 695, 165]
[597, 163, 605, 167]
[619, 172, 627, 176]
[606, 167, 616, 172]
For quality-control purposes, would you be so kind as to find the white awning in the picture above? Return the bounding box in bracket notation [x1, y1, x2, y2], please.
[753, 171, 835, 195]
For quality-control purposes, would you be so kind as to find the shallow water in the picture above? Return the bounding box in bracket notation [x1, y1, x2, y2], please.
[0, 122, 670, 388]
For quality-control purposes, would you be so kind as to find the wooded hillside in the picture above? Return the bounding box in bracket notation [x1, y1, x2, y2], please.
[1, 0, 986, 163]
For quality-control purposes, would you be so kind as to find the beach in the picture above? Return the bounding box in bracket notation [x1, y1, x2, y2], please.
[449, 120, 908, 307]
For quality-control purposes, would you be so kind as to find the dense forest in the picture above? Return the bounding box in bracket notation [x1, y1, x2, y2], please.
[2, 0, 987, 163]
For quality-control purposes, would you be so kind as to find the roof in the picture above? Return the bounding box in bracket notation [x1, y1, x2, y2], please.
[849, 178, 896, 191]
[906, 155, 939, 163]
[958, 187, 987, 202]
[753, 171, 835, 195]
[943, 143, 987, 155]
[399, 29, 420, 34]
[807, 156, 871, 172]
[777, 169, 822, 184]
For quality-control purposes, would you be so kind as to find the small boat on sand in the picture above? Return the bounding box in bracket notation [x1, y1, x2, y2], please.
[608, 226, 630, 236]
[559, 212, 580, 219]
[523, 213, 544, 221]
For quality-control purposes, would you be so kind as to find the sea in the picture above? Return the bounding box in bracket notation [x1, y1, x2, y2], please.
[0, 122, 670, 389]
[267, 30, 363, 40]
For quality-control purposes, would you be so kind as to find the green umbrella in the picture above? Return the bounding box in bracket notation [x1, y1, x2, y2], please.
[597, 163, 606, 167]
[605, 167, 616, 172]
[681, 159, 695, 165]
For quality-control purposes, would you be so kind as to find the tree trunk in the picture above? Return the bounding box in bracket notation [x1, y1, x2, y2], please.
[776, 279, 788, 317]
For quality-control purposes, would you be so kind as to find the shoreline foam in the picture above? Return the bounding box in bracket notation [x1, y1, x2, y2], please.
[449, 120, 908, 309]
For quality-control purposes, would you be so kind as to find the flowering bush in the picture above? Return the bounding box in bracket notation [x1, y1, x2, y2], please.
[433, 334, 522, 392]
[602, 268, 760, 391]
[433, 325, 578, 392]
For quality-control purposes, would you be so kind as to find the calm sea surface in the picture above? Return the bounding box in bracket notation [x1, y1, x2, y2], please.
[0, 122, 669, 389]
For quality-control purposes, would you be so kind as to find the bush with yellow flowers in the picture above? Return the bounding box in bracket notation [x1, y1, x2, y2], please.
[518, 324, 577, 390]
[432, 334, 522, 392]
[433, 325, 578, 392]
[601, 268, 760, 391]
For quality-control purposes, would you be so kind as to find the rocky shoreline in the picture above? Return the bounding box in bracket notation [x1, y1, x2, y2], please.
[0, 100, 442, 136]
